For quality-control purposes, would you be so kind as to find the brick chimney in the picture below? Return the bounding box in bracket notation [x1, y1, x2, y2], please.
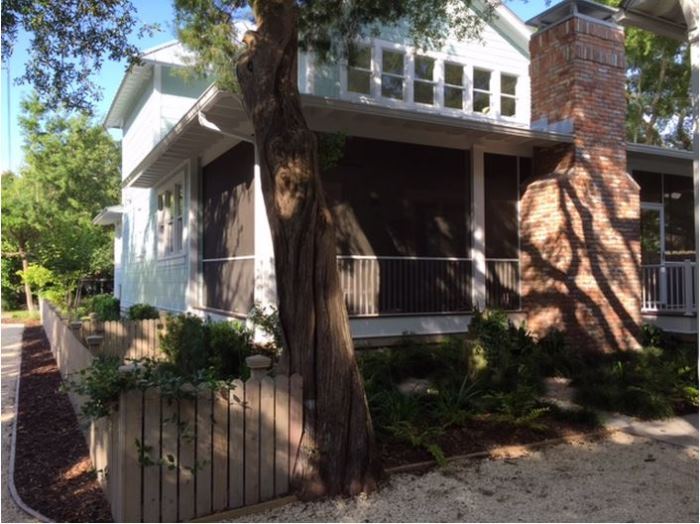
[521, 0, 642, 352]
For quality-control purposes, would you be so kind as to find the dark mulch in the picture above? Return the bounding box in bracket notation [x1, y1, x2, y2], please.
[380, 414, 600, 469]
[14, 325, 113, 522]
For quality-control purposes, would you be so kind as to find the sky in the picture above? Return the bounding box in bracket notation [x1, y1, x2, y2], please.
[0, 0, 560, 174]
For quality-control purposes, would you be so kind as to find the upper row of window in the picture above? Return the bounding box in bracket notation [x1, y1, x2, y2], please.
[346, 45, 518, 117]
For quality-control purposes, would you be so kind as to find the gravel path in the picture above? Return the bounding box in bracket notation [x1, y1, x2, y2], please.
[1, 324, 38, 523]
[230, 433, 698, 522]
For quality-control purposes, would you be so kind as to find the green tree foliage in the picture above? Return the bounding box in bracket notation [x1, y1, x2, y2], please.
[1, 0, 158, 112]
[1, 97, 121, 308]
[600, 0, 694, 148]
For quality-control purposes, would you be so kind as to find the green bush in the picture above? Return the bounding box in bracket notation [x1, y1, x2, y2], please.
[127, 303, 160, 320]
[89, 293, 120, 321]
[208, 320, 252, 378]
[160, 314, 209, 376]
[573, 342, 698, 419]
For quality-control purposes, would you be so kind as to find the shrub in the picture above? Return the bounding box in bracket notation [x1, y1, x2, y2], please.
[208, 320, 252, 378]
[89, 293, 120, 321]
[127, 303, 160, 320]
[160, 314, 209, 376]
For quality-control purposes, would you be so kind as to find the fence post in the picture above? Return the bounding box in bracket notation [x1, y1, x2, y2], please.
[684, 259, 694, 316]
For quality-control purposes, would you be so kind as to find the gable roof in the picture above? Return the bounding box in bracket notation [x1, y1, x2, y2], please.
[103, 41, 193, 129]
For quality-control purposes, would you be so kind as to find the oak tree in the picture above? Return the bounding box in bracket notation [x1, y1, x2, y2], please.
[2, 0, 493, 496]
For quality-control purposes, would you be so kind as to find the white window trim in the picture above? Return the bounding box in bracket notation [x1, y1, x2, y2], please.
[336, 38, 523, 122]
[156, 169, 187, 261]
[472, 66, 493, 116]
[413, 54, 438, 107]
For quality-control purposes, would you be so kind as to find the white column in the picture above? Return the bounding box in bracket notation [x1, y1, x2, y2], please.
[186, 157, 201, 312]
[471, 145, 486, 310]
[253, 146, 277, 311]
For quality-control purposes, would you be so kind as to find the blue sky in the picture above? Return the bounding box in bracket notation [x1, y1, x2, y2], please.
[0, 0, 559, 174]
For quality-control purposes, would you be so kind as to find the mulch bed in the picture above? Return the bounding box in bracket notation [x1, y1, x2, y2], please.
[14, 325, 113, 522]
[380, 415, 599, 469]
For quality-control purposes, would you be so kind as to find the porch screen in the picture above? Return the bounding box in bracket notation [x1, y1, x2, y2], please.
[484, 153, 520, 310]
[322, 136, 472, 315]
[633, 170, 696, 262]
[201, 142, 255, 315]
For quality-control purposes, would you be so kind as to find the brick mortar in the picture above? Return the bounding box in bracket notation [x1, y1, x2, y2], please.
[523, 14, 641, 352]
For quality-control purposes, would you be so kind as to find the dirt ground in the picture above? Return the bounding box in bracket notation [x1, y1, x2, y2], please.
[230, 432, 699, 523]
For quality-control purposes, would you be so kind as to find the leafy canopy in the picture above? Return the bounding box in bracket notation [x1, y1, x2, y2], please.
[174, 0, 494, 92]
[1, 96, 121, 295]
[1, 0, 158, 112]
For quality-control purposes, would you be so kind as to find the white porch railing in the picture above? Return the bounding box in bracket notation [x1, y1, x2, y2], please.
[641, 260, 697, 315]
[336, 256, 473, 316]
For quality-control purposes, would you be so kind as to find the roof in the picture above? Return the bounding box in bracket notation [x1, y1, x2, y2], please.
[527, 0, 618, 29]
[626, 142, 695, 161]
[93, 205, 124, 226]
[123, 85, 573, 188]
[103, 41, 192, 129]
[616, 0, 696, 41]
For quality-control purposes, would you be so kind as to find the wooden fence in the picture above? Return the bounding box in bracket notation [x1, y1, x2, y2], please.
[79, 317, 165, 360]
[41, 299, 304, 522]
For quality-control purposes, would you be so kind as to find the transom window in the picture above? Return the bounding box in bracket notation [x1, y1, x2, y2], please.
[413, 55, 435, 105]
[157, 179, 184, 257]
[347, 45, 372, 95]
[500, 73, 517, 117]
[381, 49, 404, 100]
[473, 68, 491, 114]
[444, 62, 464, 110]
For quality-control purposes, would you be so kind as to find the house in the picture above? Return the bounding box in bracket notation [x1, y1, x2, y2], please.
[95, 0, 697, 350]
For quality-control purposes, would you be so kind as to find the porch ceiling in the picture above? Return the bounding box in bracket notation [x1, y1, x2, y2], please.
[123, 87, 572, 188]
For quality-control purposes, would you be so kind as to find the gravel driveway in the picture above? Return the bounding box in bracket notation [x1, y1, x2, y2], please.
[230, 432, 698, 523]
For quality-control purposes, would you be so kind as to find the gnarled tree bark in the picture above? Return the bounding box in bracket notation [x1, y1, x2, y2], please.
[236, 0, 381, 498]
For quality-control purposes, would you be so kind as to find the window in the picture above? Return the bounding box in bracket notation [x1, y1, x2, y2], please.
[381, 49, 404, 100]
[473, 68, 491, 114]
[413, 55, 435, 105]
[444, 62, 464, 110]
[157, 178, 185, 257]
[500, 73, 517, 117]
[347, 45, 371, 95]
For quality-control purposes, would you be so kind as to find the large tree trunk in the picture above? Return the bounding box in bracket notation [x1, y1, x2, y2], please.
[236, 0, 381, 498]
[19, 245, 35, 311]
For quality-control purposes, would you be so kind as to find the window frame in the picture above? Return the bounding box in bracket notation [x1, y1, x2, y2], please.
[413, 54, 437, 106]
[499, 73, 518, 118]
[156, 170, 186, 260]
[379, 47, 406, 102]
[346, 43, 373, 97]
[472, 67, 493, 115]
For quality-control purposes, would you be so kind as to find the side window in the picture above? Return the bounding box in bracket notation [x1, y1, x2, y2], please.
[413, 55, 435, 105]
[500, 73, 517, 117]
[157, 177, 185, 257]
[381, 49, 404, 100]
[347, 45, 372, 95]
[444, 62, 464, 110]
[473, 68, 491, 114]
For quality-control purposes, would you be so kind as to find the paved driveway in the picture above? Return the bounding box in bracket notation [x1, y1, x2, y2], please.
[2, 324, 38, 523]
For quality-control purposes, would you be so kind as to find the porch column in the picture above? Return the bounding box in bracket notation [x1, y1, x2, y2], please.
[186, 156, 202, 311]
[471, 145, 486, 310]
[253, 146, 278, 311]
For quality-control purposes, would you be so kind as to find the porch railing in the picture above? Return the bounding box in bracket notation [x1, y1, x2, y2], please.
[485, 258, 521, 311]
[336, 256, 472, 316]
[641, 260, 697, 315]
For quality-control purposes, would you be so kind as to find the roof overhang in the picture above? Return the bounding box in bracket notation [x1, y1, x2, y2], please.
[123, 87, 573, 188]
[626, 142, 695, 161]
[93, 205, 124, 226]
[615, 0, 695, 42]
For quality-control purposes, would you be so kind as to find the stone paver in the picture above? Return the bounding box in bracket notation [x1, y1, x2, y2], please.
[2, 324, 39, 523]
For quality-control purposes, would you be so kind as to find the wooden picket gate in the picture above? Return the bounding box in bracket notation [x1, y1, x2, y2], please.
[42, 300, 305, 522]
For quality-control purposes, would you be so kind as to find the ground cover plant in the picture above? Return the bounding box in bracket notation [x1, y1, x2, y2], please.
[359, 310, 698, 465]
